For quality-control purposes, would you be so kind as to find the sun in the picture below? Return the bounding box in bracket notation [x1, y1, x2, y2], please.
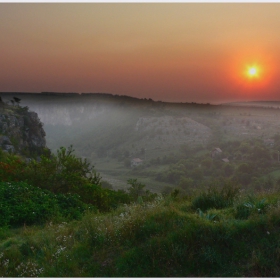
[246, 65, 260, 79]
[230, 53, 273, 91]
[248, 67, 257, 76]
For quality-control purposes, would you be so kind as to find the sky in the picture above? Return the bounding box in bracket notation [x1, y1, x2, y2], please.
[1, 3, 280, 104]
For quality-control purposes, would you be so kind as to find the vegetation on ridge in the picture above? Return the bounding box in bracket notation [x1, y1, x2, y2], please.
[1, 182, 280, 277]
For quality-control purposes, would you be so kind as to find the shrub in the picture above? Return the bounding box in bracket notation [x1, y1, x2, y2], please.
[0, 181, 89, 227]
[192, 180, 240, 211]
[0, 146, 102, 195]
[0, 155, 26, 182]
[0, 149, 133, 215]
[74, 183, 130, 211]
[127, 179, 157, 202]
[235, 196, 269, 219]
[24, 146, 101, 194]
[127, 179, 146, 201]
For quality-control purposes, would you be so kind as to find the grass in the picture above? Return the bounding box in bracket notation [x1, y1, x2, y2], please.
[265, 169, 280, 180]
[2, 188, 280, 277]
[94, 157, 172, 193]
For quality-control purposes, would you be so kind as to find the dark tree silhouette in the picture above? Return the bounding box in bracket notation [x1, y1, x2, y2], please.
[0, 96, 5, 107]
[13, 97, 21, 106]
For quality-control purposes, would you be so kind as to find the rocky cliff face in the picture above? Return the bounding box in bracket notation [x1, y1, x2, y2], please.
[0, 103, 48, 157]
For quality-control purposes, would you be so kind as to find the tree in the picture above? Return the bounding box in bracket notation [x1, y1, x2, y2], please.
[25, 145, 101, 194]
[178, 177, 194, 190]
[127, 179, 145, 201]
[191, 167, 204, 181]
[201, 158, 212, 169]
[238, 142, 251, 153]
[13, 97, 21, 106]
[223, 163, 235, 177]
[236, 163, 252, 174]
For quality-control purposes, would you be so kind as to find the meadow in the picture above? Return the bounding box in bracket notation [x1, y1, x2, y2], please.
[1, 182, 280, 277]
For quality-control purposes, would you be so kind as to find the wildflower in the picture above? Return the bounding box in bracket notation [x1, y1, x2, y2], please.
[3, 259, 9, 267]
[52, 245, 67, 258]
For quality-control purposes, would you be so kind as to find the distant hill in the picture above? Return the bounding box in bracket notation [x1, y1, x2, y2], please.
[222, 100, 280, 109]
[0, 92, 217, 157]
[2, 92, 280, 192]
[0, 93, 279, 157]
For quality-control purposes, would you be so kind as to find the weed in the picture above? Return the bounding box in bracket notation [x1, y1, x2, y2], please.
[192, 181, 240, 211]
[196, 208, 218, 221]
[235, 195, 269, 219]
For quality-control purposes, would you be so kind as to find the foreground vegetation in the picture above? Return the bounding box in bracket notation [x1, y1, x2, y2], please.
[2, 171, 280, 276]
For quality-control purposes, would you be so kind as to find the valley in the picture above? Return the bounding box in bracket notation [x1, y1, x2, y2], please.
[1, 92, 280, 193]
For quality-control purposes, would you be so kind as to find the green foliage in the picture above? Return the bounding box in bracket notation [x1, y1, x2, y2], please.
[0, 146, 132, 215]
[74, 183, 130, 211]
[201, 158, 212, 169]
[196, 208, 218, 221]
[127, 179, 146, 201]
[101, 180, 113, 189]
[235, 196, 269, 219]
[177, 177, 194, 194]
[223, 163, 235, 177]
[24, 146, 101, 194]
[236, 163, 252, 174]
[192, 180, 240, 211]
[154, 134, 280, 190]
[2, 186, 280, 276]
[0, 146, 101, 195]
[127, 179, 156, 202]
[0, 155, 26, 182]
[0, 181, 88, 227]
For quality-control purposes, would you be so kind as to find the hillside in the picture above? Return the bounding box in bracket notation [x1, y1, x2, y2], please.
[1, 93, 280, 193]
[1, 183, 280, 277]
[223, 100, 280, 109]
[2, 93, 280, 276]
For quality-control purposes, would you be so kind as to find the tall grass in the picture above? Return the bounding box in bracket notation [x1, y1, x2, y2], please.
[2, 188, 280, 276]
[192, 180, 240, 211]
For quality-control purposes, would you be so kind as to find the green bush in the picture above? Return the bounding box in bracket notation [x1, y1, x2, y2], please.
[0, 146, 101, 194]
[0, 147, 132, 212]
[74, 183, 130, 211]
[235, 196, 269, 219]
[127, 179, 157, 202]
[192, 181, 240, 211]
[0, 181, 89, 227]
[24, 146, 101, 194]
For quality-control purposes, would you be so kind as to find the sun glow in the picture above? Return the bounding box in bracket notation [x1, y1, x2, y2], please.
[248, 67, 257, 76]
[246, 65, 260, 79]
[230, 53, 274, 94]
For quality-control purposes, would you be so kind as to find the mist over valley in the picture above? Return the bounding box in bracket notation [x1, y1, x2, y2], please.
[2, 92, 280, 193]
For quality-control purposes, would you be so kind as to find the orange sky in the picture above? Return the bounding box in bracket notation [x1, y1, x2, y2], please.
[1, 3, 280, 103]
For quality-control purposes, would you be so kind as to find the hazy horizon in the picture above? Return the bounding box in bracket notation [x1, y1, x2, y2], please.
[1, 3, 280, 103]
